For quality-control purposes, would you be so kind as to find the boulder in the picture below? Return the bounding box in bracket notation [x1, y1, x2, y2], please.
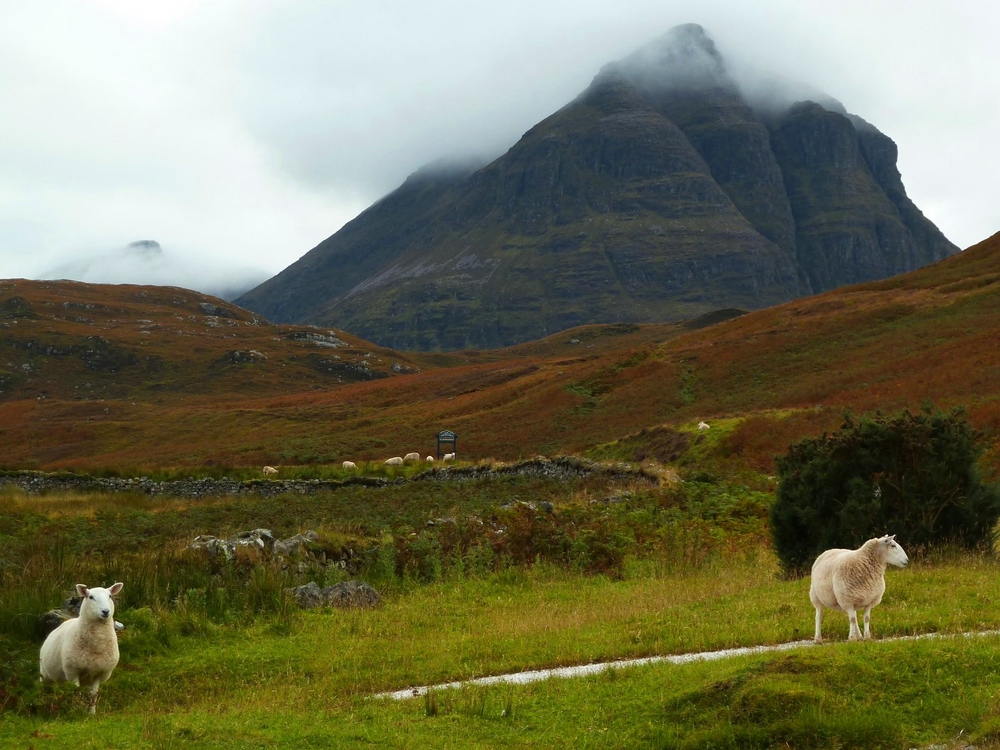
[288, 580, 380, 610]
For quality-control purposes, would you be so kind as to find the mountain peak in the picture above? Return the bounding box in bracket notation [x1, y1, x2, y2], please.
[237, 25, 959, 351]
[605, 23, 729, 93]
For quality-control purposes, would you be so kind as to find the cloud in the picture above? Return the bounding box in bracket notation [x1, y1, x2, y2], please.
[40, 240, 270, 300]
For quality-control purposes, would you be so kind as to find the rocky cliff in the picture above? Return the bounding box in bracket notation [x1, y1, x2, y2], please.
[237, 24, 958, 350]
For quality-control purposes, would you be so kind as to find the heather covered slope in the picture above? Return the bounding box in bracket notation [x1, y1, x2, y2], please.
[0, 279, 421, 405]
[0, 232, 997, 471]
[237, 24, 957, 351]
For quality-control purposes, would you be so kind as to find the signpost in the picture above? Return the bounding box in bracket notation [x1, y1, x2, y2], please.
[436, 430, 457, 460]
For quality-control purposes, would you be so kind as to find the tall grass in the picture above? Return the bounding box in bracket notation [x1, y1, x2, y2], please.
[0, 472, 771, 714]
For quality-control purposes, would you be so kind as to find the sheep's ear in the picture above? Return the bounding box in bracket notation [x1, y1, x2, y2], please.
[109, 582, 124, 596]
[75, 584, 88, 597]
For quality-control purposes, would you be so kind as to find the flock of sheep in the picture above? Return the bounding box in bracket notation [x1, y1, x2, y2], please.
[261, 453, 455, 477]
[39, 531, 909, 713]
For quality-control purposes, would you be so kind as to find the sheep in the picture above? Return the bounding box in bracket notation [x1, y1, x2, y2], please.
[443, 453, 456, 462]
[342, 461, 357, 470]
[697, 421, 710, 430]
[403, 452, 421, 462]
[40, 582, 124, 714]
[425, 456, 434, 462]
[809, 534, 908, 642]
[262, 465, 278, 476]
[384, 457, 403, 466]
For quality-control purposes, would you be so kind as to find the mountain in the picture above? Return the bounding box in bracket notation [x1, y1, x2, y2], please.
[241, 23, 958, 351]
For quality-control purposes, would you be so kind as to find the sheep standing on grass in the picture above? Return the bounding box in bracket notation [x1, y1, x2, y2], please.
[443, 453, 456, 462]
[809, 535, 908, 642]
[262, 465, 278, 476]
[384, 457, 403, 466]
[342, 461, 357, 470]
[403, 452, 421, 462]
[40, 582, 124, 714]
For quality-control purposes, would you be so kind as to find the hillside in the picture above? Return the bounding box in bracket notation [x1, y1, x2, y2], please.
[0, 232, 997, 471]
[236, 24, 956, 351]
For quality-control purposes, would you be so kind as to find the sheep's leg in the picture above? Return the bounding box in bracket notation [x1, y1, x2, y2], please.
[863, 608, 872, 639]
[813, 605, 824, 642]
[88, 683, 100, 715]
[847, 608, 861, 640]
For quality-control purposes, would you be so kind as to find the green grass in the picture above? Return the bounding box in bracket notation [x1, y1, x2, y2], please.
[5, 466, 1000, 748]
[5, 555, 1000, 747]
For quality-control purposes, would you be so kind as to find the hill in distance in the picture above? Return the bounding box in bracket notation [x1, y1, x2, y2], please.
[237, 23, 957, 351]
[0, 230, 997, 471]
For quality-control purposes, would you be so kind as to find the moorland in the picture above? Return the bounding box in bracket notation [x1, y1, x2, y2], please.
[1, 232, 1000, 748]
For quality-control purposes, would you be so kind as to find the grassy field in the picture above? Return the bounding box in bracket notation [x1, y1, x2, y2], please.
[3, 237, 1000, 746]
[5, 552, 1000, 747]
[3, 464, 1000, 748]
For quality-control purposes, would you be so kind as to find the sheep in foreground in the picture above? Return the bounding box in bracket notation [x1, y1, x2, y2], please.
[809, 535, 908, 642]
[262, 465, 278, 476]
[443, 453, 456, 462]
[384, 456, 403, 466]
[40, 582, 124, 714]
[403, 452, 421, 462]
[342, 461, 357, 470]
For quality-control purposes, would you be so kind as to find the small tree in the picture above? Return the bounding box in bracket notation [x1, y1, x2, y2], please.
[771, 406, 1000, 575]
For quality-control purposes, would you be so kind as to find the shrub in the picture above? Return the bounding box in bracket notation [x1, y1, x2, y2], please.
[771, 406, 1000, 574]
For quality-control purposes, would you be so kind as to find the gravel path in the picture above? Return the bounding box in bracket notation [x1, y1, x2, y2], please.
[376, 629, 1000, 700]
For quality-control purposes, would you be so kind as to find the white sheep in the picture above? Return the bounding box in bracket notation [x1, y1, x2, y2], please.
[384, 457, 403, 466]
[342, 461, 357, 470]
[443, 453, 456, 462]
[425, 456, 434, 463]
[262, 465, 278, 476]
[809, 534, 908, 642]
[40, 582, 124, 714]
[697, 421, 710, 430]
[403, 452, 421, 462]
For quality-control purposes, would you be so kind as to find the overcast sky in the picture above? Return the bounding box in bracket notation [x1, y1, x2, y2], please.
[2, 0, 997, 299]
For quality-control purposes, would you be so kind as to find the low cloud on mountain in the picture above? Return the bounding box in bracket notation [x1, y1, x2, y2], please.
[41, 240, 269, 301]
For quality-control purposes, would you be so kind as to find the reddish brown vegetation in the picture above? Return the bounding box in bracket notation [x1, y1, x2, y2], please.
[1, 232, 999, 472]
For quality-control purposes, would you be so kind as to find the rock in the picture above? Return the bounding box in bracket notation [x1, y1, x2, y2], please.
[288, 581, 381, 610]
[273, 532, 313, 557]
[37, 609, 69, 639]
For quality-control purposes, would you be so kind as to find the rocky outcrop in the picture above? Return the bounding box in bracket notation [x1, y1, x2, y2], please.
[287, 581, 381, 610]
[236, 24, 957, 351]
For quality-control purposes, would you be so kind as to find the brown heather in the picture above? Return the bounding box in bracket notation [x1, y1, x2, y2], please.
[0, 231, 998, 474]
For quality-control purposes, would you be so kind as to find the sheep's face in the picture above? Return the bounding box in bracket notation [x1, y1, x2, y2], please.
[75, 582, 124, 621]
[880, 535, 908, 568]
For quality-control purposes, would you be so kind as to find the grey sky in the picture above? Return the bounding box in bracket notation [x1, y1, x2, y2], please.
[1, 0, 997, 299]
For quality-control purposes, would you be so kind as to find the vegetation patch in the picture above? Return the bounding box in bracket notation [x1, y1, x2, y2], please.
[771, 406, 1000, 574]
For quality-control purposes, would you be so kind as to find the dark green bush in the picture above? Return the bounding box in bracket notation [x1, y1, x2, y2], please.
[771, 407, 1000, 575]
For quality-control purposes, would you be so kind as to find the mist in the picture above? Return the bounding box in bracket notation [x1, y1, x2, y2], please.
[40, 240, 270, 301]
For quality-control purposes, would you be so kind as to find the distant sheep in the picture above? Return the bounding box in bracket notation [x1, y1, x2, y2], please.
[342, 461, 357, 470]
[809, 534, 908, 642]
[697, 421, 710, 430]
[262, 465, 278, 476]
[384, 457, 404, 466]
[425, 456, 434, 462]
[443, 453, 456, 462]
[40, 582, 124, 714]
[403, 452, 421, 462]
